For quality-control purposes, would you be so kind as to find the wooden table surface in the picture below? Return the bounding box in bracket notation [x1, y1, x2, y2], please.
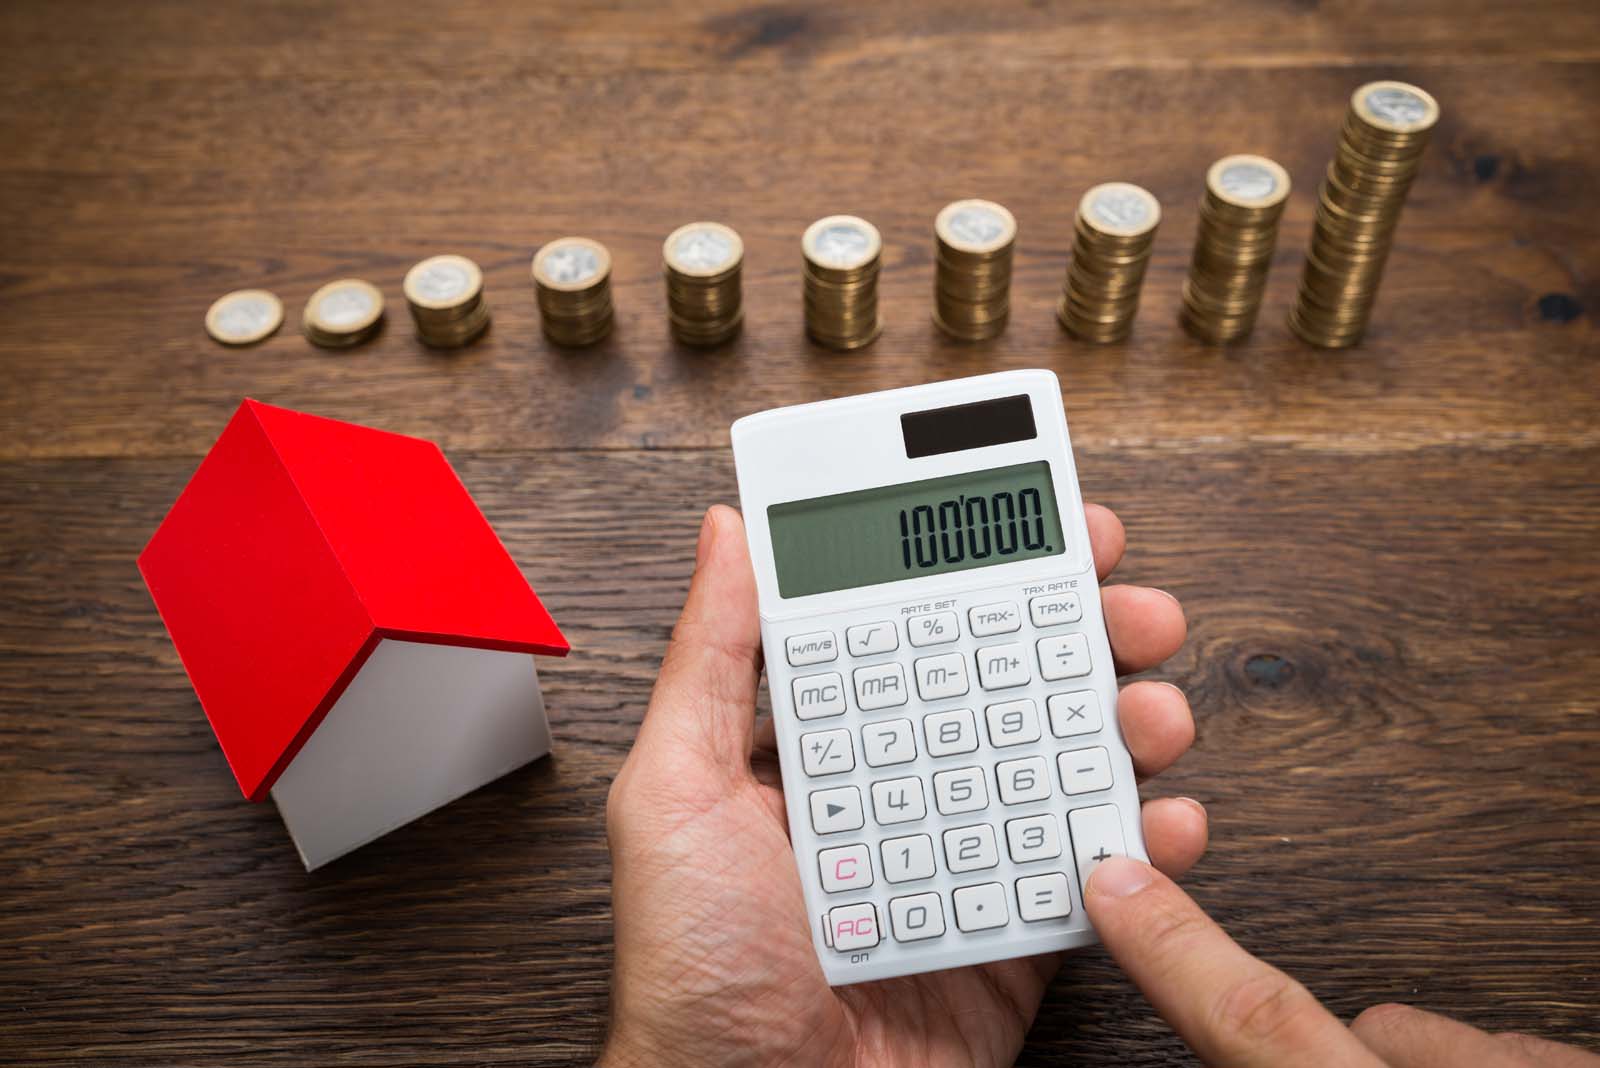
[3, 2, 1598, 1064]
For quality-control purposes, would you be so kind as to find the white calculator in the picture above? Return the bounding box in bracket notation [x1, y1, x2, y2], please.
[731, 369, 1146, 985]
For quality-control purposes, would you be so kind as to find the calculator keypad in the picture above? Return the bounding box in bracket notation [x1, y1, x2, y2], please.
[781, 575, 1135, 974]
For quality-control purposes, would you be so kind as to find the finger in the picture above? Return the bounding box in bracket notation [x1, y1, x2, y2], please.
[635, 505, 764, 775]
[1085, 857, 1386, 1068]
[1141, 797, 1208, 878]
[1102, 585, 1187, 674]
[1085, 502, 1126, 580]
[1496, 1031, 1600, 1067]
[1118, 681, 1195, 780]
[1352, 1004, 1547, 1068]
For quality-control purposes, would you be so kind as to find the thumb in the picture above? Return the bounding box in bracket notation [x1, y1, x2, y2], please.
[635, 505, 764, 776]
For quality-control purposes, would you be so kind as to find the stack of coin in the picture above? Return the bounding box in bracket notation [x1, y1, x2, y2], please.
[205, 289, 283, 346]
[933, 199, 1016, 341]
[1289, 80, 1439, 348]
[532, 237, 614, 347]
[403, 254, 490, 348]
[302, 279, 385, 348]
[1056, 182, 1161, 343]
[802, 215, 882, 351]
[1179, 155, 1291, 344]
[663, 222, 744, 346]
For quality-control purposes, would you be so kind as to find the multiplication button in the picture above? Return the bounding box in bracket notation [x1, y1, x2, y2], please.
[1048, 690, 1103, 736]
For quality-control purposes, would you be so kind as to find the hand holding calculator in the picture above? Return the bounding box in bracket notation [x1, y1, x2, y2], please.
[732, 370, 1155, 984]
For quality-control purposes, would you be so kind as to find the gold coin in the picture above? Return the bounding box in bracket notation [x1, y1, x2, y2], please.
[664, 221, 743, 278]
[1351, 81, 1440, 136]
[403, 254, 483, 310]
[1206, 155, 1292, 211]
[532, 237, 612, 291]
[1078, 182, 1161, 238]
[205, 289, 283, 346]
[802, 215, 882, 271]
[935, 199, 1017, 255]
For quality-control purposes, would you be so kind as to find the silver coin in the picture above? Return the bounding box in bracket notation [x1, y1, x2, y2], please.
[1090, 188, 1152, 230]
[317, 286, 376, 328]
[412, 261, 473, 302]
[947, 205, 1006, 246]
[215, 297, 276, 337]
[1218, 161, 1278, 201]
[811, 223, 872, 267]
[544, 244, 602, 285]
[1365, 86, 1430, 128]
[672, 227, 736, 272]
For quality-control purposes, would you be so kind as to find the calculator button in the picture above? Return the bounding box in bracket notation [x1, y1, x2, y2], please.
[907, 611, 960, 647]
[785, 630, 838, 666]
[996, 756, 1052, 805]
[914, 653, 970, 701]
[1048, 690, 1103, 737]
[862, 718, 917, 767]
[818, 843, 874, 893]
[808, 786, 864, 835]
[871, 776, 927, 825]
[890, 892, 946, 942]
[942, 823, 1000, 873]
[1005, 814, 1063, 863]
[1029, 593, 1083, 628]
[975, 642, 1031, 690]
[791, 672, 847, 721]
[968, 601, 1021, 637]
[880, 833, 937, 883]
[800, 728, 855, 777]
[1068, 803, 1127, 887]
[953, 882, 1009, 932]
[932, 766, 989, 815]
[853, 663, 909, 710]
[923, 708, 979, 757]
[985, 698, 1041, 747]
[1058, 746, 1114, 795]
[846, 621, 899, 657]
[1038, 634, 1092, 681]
[1016, 873, 1074, 921]
[827, 902, 880, 951]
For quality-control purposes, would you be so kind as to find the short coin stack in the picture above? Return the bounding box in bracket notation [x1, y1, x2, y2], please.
[1056, 183, 1161, 343]
[802, 215, 882, 351]
[933, 199, 1017, 341]
[663, 222, 744, 346]
[302, 279, 385, 348]
[403, 254, 491, 348]
[532, 237, 614, 347]
[205, 289, 283, 346]
[1289, 80, 1439, 348]
[1180, 155, 1291, 344]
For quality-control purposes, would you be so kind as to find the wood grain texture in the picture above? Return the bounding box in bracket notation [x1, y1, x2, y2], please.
[1, 0, 1597, 1064]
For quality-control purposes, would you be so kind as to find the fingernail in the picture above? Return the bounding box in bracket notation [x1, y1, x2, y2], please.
[695, 509, 717, 568]
[1087, 856, 1154, 899]
[1149, 587, 1181, 607]
[1176, 796, 1206, 816]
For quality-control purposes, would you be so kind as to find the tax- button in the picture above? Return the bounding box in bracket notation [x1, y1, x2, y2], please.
[818, 843, 874, 893]
[968, 601, 1020, 637]
[827, 902, 880, 951]
[1029, 593, 1083, 627]
[975, 643, 1031, 689]
[785, 629, 838, 666]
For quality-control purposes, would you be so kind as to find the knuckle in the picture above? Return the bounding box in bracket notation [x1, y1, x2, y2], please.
[1352, 1001, 1419, 1042]
[1211, 969, 1324, 1049]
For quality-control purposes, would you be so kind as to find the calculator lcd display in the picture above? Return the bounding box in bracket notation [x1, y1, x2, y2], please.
[767, 461, 1064, 598]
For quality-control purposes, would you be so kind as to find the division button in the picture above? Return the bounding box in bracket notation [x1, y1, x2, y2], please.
[1037, 633, 1092, 681]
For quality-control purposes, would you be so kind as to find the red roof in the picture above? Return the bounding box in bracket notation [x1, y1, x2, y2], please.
[139, 400, 568, 801]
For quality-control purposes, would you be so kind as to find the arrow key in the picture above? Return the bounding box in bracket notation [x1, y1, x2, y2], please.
[809, 785, 864, 834]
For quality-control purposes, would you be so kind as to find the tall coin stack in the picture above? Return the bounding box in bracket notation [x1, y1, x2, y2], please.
[302, 279, 385, 349]
[532, 237, 614, 347]
[404, 254, 490, 348]
[933, 199, 1016, 341]
[1179, 155, 1291, 344]
[1289, 80, 1439, 348]
[663, 222, 744, 346]
[802, 215, 882, 351]
[1056, 182, 1162, 343]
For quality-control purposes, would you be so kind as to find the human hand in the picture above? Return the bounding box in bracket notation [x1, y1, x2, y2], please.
[600, 503, 1202, 1067]
[1084, 855, 1600, 1067]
